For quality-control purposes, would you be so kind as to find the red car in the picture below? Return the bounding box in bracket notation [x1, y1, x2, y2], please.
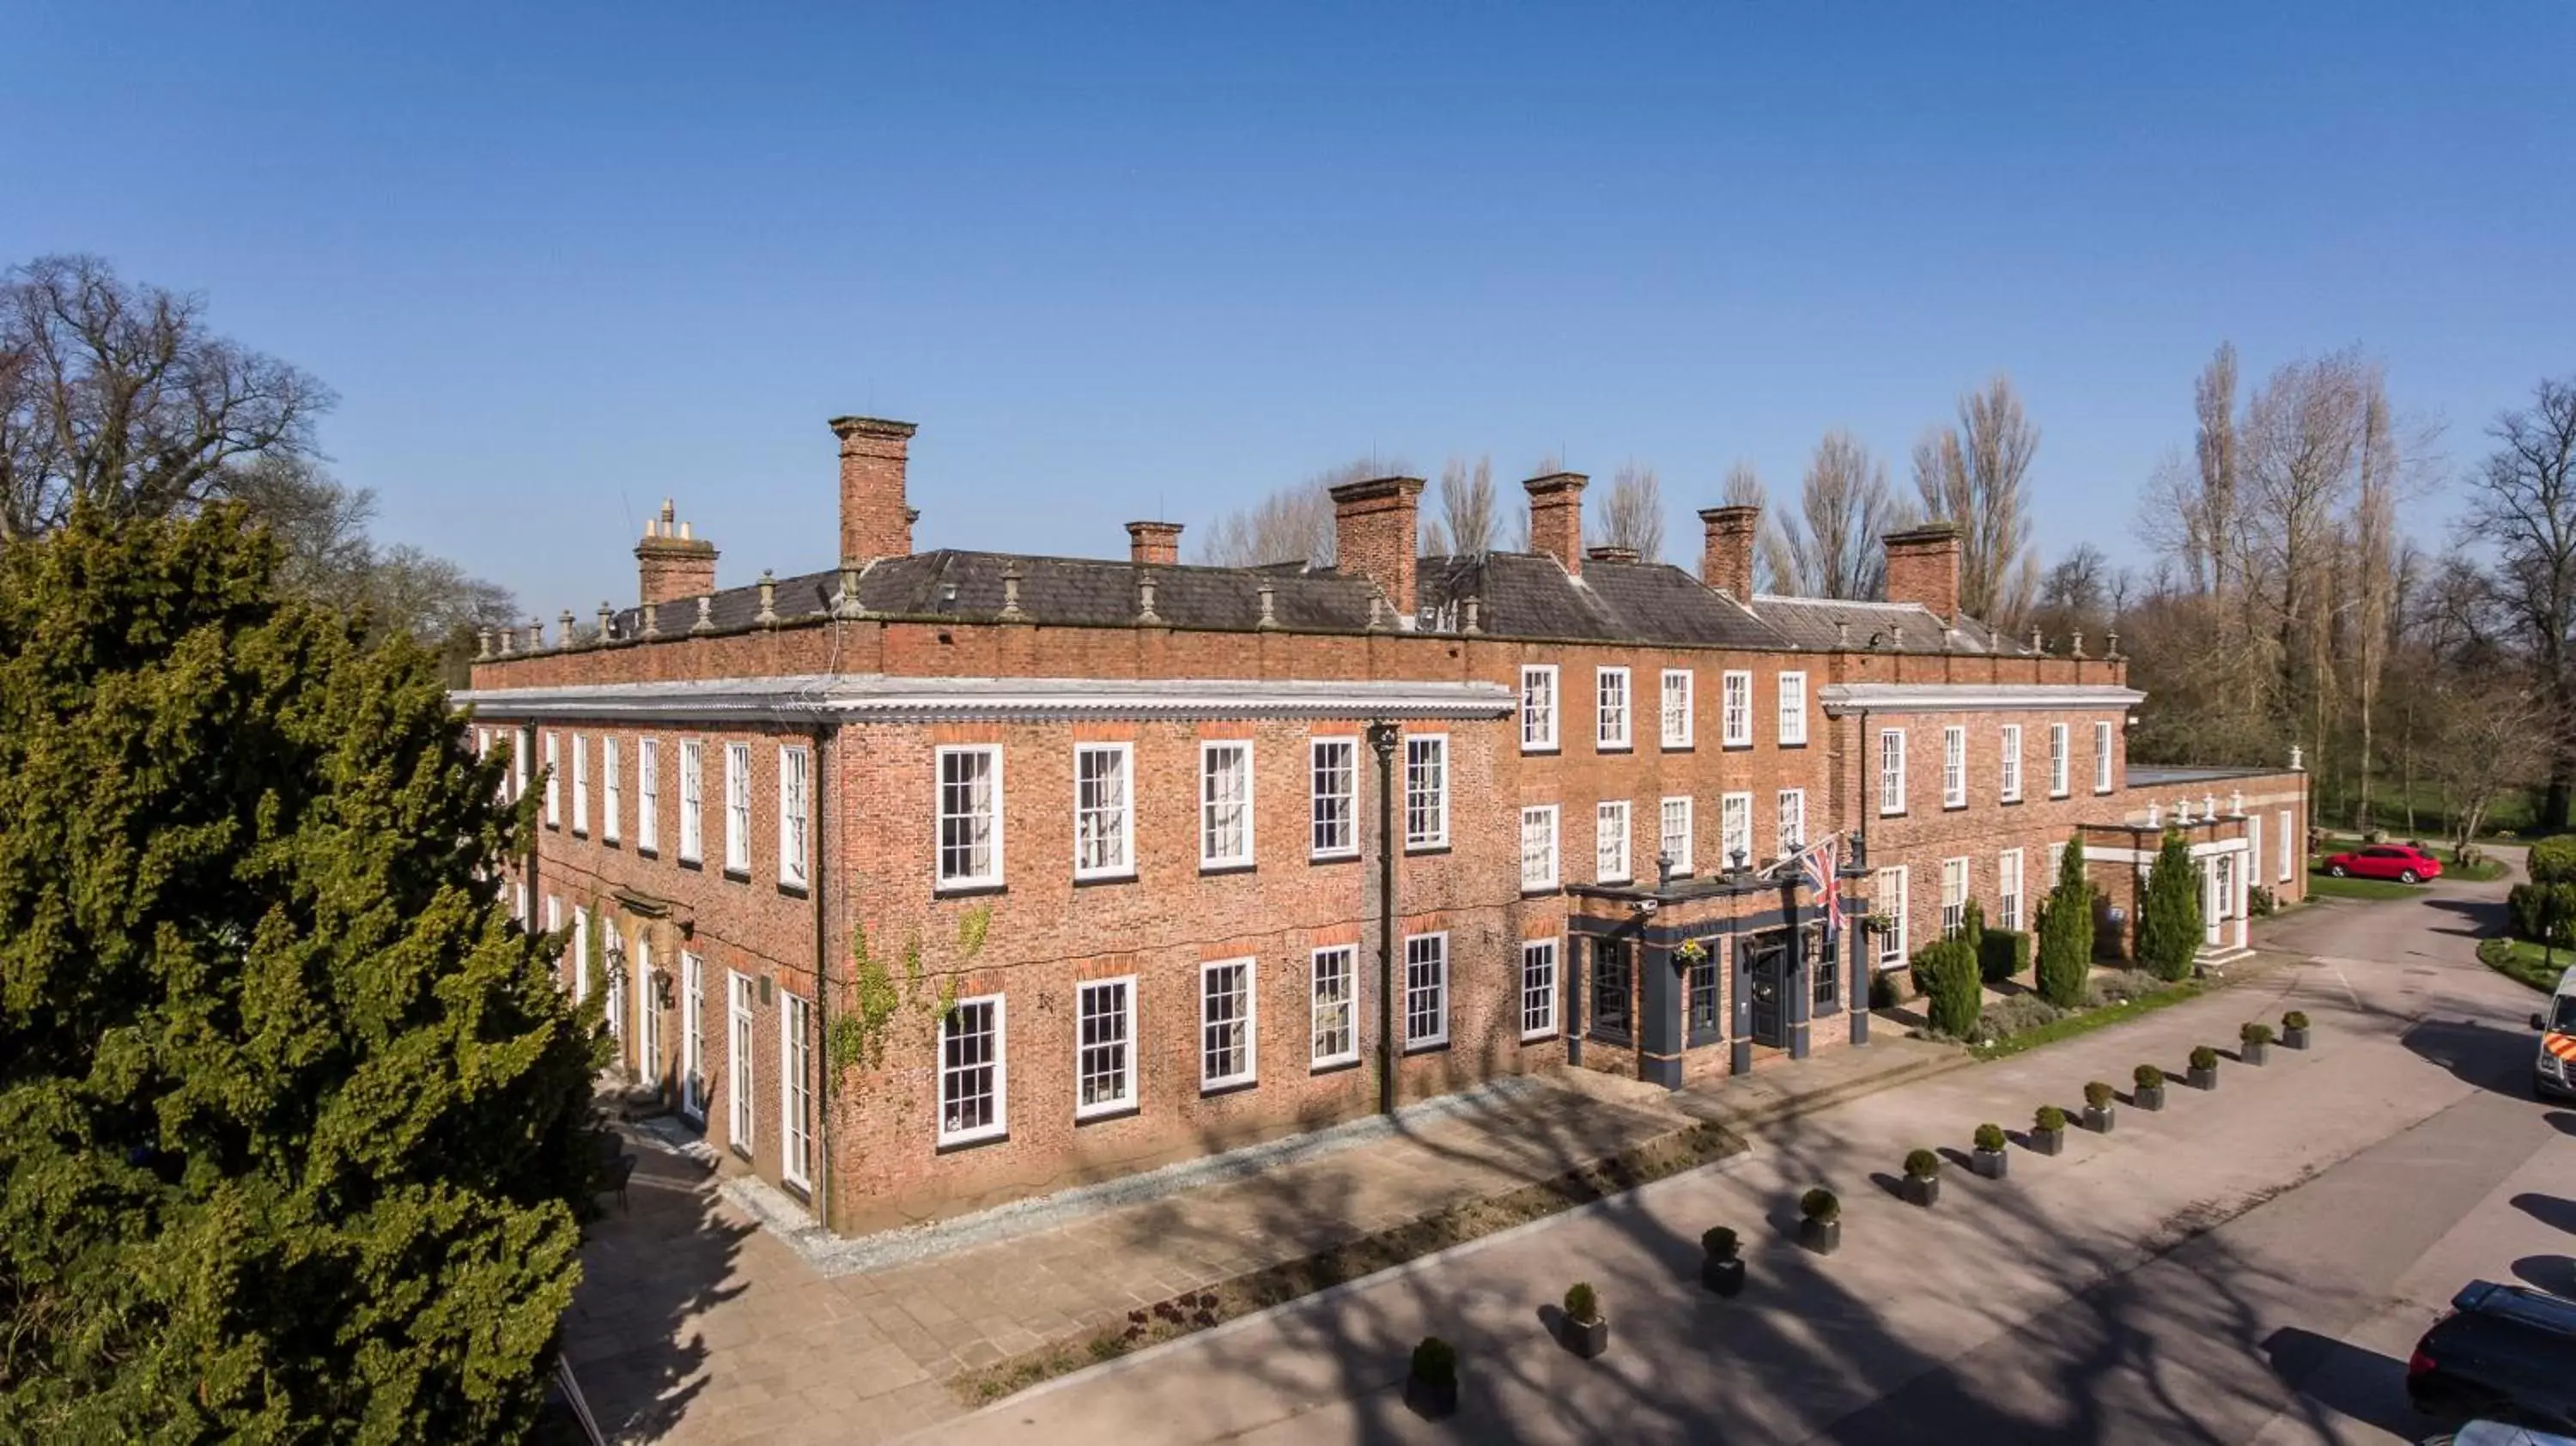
[2322, 843, 2444, 884]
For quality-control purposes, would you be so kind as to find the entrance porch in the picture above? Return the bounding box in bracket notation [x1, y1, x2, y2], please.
[2081, 804, 2257, 968]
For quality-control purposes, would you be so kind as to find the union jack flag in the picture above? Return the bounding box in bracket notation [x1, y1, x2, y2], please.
[1801, 835, 1840, 946]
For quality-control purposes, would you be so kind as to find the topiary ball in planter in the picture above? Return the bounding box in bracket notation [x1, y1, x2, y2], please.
[1799, 1188, 1842, 1255]
[1406, 1336, 1459, 1418]
[1901, 1148, 1941, 1206]
[2081, 1081, 2116, 1133]
[1700, 1227, 1746, 1297]
[2240, 1021, 2274, 1066]
[2134, 1064, 2166, 1112]
[2281, 1011, 2312, 1050]
[1971, 1122, 2009, 1179]
[2189, 1045, 2221, 1091]
[2031, 1104, 2066, 1156]
[1560, 1282, 1608, 1359]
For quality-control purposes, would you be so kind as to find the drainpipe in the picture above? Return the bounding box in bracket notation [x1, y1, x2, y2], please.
[808, 719, 832, 1230]
[1368, 720, 1399, 1115]
[1850, 707, 1871, 1047]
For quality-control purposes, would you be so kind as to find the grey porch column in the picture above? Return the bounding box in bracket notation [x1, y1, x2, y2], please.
[1639, 938, 1682, 1089]
[1729, 936, 1754, 1076]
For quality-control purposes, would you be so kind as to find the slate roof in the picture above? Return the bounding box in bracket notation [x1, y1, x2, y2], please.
[1416, 553, 1789, 647]
[1749, 595, 2038, 658]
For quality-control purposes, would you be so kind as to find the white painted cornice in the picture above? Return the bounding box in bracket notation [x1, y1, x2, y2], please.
[1820, 683, 2145, 716]
[453, 674, 1516, 725]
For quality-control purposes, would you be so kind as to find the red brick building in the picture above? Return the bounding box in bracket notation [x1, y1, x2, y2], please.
[461, 418, 2306, 1233]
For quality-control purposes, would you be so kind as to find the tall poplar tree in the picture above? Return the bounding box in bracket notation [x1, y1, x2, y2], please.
[0, 503, 599, 1440]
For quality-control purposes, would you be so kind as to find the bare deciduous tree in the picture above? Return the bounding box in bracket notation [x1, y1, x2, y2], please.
[1776, 430, 1898, 599]
[0, 254, 331, 538]
[1594, 461, 1664, 562]
[1196, 457, 1393, 568]
[1421, 454, 1498, 557]
[2461, 376, 2576, 825]
[1720, 459, 1795, 594]
[1911, 374, 2039, 629]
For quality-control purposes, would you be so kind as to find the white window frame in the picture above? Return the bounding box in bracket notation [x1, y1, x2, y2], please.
[633, 930, 656, 1077]
[1309, 738, 1358, 860]
[727, 970, 756, 1151]
[1777, 788, 1805, 854]
[570, 907, 588, 1004]
[1999, 723, 2022, 804]
[1942, 856, 1970, 937]
[1777, 671, 1808, 746]
[603, 737, 621, 843]
[1942, 726, 1967, 810]
[2049, 723, 2070, 798]
[2049, 841, 2069, 884]
[1520, 665, 1559, 753]
[1404, 733, 1449, 850]
[2278, 808, 2294, 883]
[2094, 720, 2116, 793]
[1595, 667, 1631, 750]
[1596, 799, 1631, 884]
[780, 992, 811, 1188]
[680, 951, 705, 1121]
[1874, 867, 1910, 971]
[678, 739, 703, 863]
[1520, 805, 1559, 892]
[544, 894, 563, 987]
[1073, 743, 1135, 880]
[778, 744, 811, 889]
[938, 994, 1007, 1145]
[1199, 958, 1257, 1090]
[723, 742, 752, 876]
[1310, 945, 1358, 1069]
[935, 744, 1005, 890]
[1520, 937, 1560, 1042]
[1661, 669, 1694, 750]
[1879, 728, 1907, 817]
[1074, 976, 1138, 1119]
[1720, 791, 1753, 870]
[1998, 848, 2024, 933]
[513, 726, 530, 804]
[543, 732, 561, 828]
[571, 734, 589, 836]
[1200, 740, 1255, 870]
[1403, 933, 1450, 1049]
[1720, 670, 1753, 748]
[1660, 796, 1694, 877]
[636, 738, 659, 855]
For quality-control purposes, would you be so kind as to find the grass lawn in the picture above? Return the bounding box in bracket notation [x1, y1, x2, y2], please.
[2476, 936, 2572, 993]
[2447, 856, 2512, 883]
[2306, 869, 2432, 902]
[1968, 979, 2202, 1061]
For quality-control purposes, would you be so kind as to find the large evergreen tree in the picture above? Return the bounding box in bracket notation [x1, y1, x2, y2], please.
[2035, 836, 2094, 1006]
[0, 504, 598, 1440]
[2134, 829, 2205, 981]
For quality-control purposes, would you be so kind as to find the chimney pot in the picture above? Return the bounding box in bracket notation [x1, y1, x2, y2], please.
[831, 415, 919, 566]
[1880, 522, 1963, 622]
[1126, 520, 1183, 567]
[1696, 504, 1761, 600]
[1522, 471, 1589, 575]
[1327, 476, 1426, 618]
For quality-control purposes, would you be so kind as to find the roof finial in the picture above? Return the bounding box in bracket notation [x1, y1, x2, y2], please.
[691, 595, 714, 634]
[756, 569, 778, 628]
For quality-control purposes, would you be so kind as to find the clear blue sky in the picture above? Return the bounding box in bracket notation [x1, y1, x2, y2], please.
[7, 3, 2571, 615]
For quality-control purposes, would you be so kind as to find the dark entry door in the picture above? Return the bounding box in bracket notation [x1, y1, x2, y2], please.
[1747, 937, 1786, 1046]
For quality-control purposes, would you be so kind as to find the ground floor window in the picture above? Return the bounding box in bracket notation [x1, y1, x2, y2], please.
[1403, 933, 1449, 1048]
[940, 996, 1006, 1145]
[681, 952, 705, 1121]
[1591, 937, 1633, 1039]
[1998, 848, 2024, 933]
[727, 972, 755, 1152]
[1519, 938, 1558, 1041]
[1200, 960, 1255, 1089]
[1874, 868, 1909, 970]
[1686, 947, 1720, 1040]
[1812, 928, 1838, 1009]
[1076, 977, 1135, 1116]
[1941, 857, 1969, 936]
[1311, 946, 1357, 1067]
[781, 993, 811, 1188]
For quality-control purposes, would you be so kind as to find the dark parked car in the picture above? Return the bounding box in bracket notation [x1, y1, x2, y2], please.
[2409, 1281, 2576, 1428]
[2323, 842, 2444, 884]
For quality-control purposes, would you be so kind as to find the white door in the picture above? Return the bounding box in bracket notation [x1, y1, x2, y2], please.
[682, 953, 706, 1121]
[2207, 854, 2234, 947]
[635, 933, 658, 1089]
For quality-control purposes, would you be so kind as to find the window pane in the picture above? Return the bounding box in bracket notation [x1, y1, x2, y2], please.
[1403, 934, 1448, 1046]
[1520, 939, 1557, 1038]
[1311, 947, 1354, 1064]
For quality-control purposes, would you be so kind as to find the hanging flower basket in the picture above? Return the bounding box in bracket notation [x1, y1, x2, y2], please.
[1674, 939, 1710, 965]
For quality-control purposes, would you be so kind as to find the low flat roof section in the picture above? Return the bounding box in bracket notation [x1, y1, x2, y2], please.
[2127, 764, 2305, 787]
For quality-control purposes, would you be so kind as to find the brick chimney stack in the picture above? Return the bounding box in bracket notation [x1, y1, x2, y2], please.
[1698, 504, 1760, 600]
[635, 498, 718, 606]
[1327, 476, 1425, 618]
[1882, 522, 1964, 621]
[830, 416, 919, 567]
[1126, 520, 1183, 566]
[1523, 472, 1588, 576]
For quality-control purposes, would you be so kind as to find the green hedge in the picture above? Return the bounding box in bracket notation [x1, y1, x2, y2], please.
[1978, 927, 2032, 984]
[2531, 836, 2576, 886]
[1911, 937, 1982, 1038]
[2508, 880, 2576, 944]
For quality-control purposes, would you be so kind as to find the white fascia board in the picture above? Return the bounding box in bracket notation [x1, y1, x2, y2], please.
[2087, 839, 2252, 865]
[453, 674, 1516, 725]
[1820, 683, 2146, 716]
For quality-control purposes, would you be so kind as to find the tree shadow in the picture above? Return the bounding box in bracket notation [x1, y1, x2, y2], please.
[2510, 1255, 2576, 1296]
[2421, 896, 2509, 939]
[2260, 1327, 2422, 1438]
[2403, 1016, 2544, 1098]
[2549, 1111, 2576, 1139]
[556, 1127, 749, 1443]
[2514, 1193, 2576, 1236]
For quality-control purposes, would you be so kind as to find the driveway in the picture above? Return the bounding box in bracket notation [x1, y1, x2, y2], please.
[922, 871, 2575, 1443]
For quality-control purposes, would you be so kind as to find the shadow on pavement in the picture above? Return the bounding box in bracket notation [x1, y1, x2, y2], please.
[2510, 1255, 2576, 1296]
[2421, 896, 2506, 939]
[2549, 1110, 2576, 1139]
[2403, 1017, 2546, 1098]
[2261, 1327, 2422, 1439]
[2515, 1193, 2576, 1236]
[559, 1136, 750, 1442]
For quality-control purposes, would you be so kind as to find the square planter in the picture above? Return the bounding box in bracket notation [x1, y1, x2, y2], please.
[2283, 1026, 2312, 1050]
[2188, 1066, 2219, 1091]
[2135, 1084, 2166, 1112]
[1702, 1256, 1747, 1297]
[1901, 1173, 1940, 1207]
[1800, 1216, 1842, 1255]
[1971, 1147, 2008, 1181]
[1404, 1374, 1458, 1419]
[2084, 1105, 2116, 1134]
[2030, 1127, 2064, 1157]
[1563, 1314, 1609, 1359]
[2243, 1042, 2270, 1066]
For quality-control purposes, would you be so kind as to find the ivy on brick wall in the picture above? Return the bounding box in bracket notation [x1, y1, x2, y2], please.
[827, 906, 987, 1072]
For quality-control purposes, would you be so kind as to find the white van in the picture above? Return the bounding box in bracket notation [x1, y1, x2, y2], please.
[2535, 967, 2576, 1102]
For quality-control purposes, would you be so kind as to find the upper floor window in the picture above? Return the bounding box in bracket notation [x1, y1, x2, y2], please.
[571, 735, 589, 835]
[1595, 668, 1631, 750]
[1200, 741, 1254, 870]
[1596, 799, 1631, 884]
[1310, 738, 1357, 859]
[1520, 665, 1558, 752]
[1660, 796, 1693, 876]
[723, 743, 752, 875]
[1721, 670, 1753, 748]
[779, 744, 811, 888]
[1942, 726, 1967, 810]
[602, 738, 621, 843]
[1777, 788, 1805, 854]
[1074, 744, 1133, 879]
[1777, 671, 1808, 746]
[2094, 720, 2117, 793]
[937, 745, 1003, 889]
[1720, 791, 1753, 870]
[677, 740, 702, 862]
[1520, 805, 1558, 892]
[543, 732, 561, 828]
[2049, 723, 2070, 798]
[1660, 670, 1694, 749]
[1999, 724, 2023, 803]
[637, 738, 659, 855]
[1404, 734, 1448, 849]
[1878, 729, 1906, 817]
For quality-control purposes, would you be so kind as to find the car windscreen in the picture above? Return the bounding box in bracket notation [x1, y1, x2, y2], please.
[2553, 994, 2576, 1033]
